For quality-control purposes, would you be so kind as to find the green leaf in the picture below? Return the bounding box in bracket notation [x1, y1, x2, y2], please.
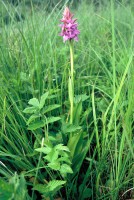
[13, 175, 27, 200]
[33, 184, 47, 194]
[0, 174, 27, 200]
[27, 114, 40, 125]
[46, 180, 66, 192]
[47, 136, 57, 142]
[0, 179, 13, 200]
[73, 101, 82, 125]
[28, 98, 39, 107]
[79, 186, 92, 199]
[44, 149, 58, 162]
[62, 123, 81, 134]
[73, 138, 92, 175]
[42, 104, 60, 114]
[67, 133, 82, 160]
[47, 161, 60, 171]
[59, 151, 70, 158]
[35, 146, 52, 154]
[74, 94, 89, 104]
[23, 107, 36, 114]
[83, 188, 92, 198]
[28, 120, 45, 130]
[60, 164, 73, 175]
[34, 180, 66, 197]
[39, 92, 49, 109]
[58, 157, 71, 165]
[45, 117, 61, 124]
[55, 144, 70, 152]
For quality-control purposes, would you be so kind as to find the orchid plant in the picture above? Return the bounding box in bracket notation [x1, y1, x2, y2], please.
[23, 6, 90, 198]
[59, 7, 89, 175]
[59, 7, 80, 125]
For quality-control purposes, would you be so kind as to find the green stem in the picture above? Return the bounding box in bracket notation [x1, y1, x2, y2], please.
[111, 0, 117, 185]
[32, 138, 44, 200]
[69, 40, 74, 124]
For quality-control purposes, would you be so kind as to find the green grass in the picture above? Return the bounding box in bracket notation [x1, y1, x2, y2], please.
[0, 0, 134, 199]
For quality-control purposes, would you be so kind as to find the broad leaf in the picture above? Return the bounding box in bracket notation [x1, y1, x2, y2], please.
[44, 149, 58, 162]
[60, 164, 73, 175]
[39, 92, 49, 109]
[0, 175, 27, 200]
[47, 161, 60, 171]
[46, 180, 66, 192]
[23, 107, 36, 114]
[79, 185, 92, 199]
[45, 117, 61, 124]
[73, 137, 93, 175]
[55, 144, 70, 152]
[42, 104, 60, 114]
[28, 120, 45, 130]
[13, 175, 27, 200]
[28, 98, 39, 107]
[35, 146, 51, 154]
[0, 179, 13, 200]
[62, 123, 81, 134]
[67, 132, 82, 159]
[58, 157, 71, 165]
[59, 151, 70, 158]
[73, 101, 82, 125]
[74, 94, 89, 103]
[34, 180, 66, 197]
[27, 114, 40, 125]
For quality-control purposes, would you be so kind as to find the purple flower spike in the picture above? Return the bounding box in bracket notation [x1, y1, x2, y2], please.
[59, 7, 80, 42]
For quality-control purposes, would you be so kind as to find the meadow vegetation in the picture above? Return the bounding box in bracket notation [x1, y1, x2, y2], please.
[0, 0, 134, 199]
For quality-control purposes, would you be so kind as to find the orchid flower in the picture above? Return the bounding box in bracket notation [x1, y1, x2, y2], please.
[59, 7, 80, 42]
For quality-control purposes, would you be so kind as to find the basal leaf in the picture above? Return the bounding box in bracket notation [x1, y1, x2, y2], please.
[73, 101, 82, 125]
[67, 132, 82, 159]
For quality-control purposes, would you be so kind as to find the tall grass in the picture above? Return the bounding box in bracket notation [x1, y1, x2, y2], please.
[0, 0, 134, 199]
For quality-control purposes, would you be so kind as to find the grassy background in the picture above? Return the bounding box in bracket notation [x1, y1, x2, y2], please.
[0, 0, 134, 199]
